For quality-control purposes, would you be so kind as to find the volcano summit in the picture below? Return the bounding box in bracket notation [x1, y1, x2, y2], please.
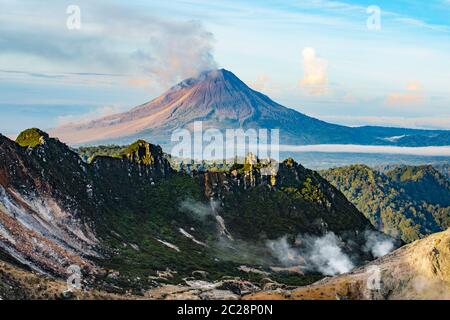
[52, 69, 450, 147]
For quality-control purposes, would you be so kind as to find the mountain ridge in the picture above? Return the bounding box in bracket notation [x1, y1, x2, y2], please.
[51, 69, 450, 147]
[0, 128, 379, 291]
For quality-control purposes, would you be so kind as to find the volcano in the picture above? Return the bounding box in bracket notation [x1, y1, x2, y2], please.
[51, 69, 450, 147]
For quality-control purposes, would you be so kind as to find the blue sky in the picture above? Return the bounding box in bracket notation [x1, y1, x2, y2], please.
[1, 0, 450, 136]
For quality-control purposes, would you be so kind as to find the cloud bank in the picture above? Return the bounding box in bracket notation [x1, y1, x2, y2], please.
[316, 115, 450, 130]
[279, 144, 450, 156]
[56, 105, 128, 126]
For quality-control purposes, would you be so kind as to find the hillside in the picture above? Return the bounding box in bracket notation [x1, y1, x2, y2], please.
[51, 69, 450, 147]
[386, 165, 450, 206]
[321, 165, 450, 243]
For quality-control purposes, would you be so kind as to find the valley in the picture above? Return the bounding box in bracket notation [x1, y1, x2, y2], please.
[0, 128, 449, 299]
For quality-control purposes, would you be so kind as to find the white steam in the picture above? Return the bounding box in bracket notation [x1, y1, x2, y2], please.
[144, 20, 217, 86]
[308, 233, 355, 275]
[179, 198, 213, 219]
[363, 230, 396, 258]
[266, 236, 306, 266]
[267, 232, 354, 276]
[268, 231, 397, 276]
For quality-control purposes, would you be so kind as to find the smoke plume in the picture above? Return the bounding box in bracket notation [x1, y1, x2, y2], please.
[1, 1, 217, 89]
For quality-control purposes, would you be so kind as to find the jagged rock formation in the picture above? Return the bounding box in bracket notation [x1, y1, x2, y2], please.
[0, 129, 174, 277]
[197, 157, 371, 242]
[2, 129, 450, 299]
[245, 229, 450, 300]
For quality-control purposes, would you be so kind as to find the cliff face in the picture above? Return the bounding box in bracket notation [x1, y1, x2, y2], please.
[0, 130, 174, 277]
[196, 157, 372, 243]
[0, 133, 97, 276]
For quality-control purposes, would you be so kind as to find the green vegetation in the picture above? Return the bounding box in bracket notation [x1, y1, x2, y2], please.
[91, 171, 328, 290]
[387, 165, 450, 206]
[321, 165, 450, 243]
[120, 140, 162, 165]
[77, 145, 126, 162]
[15, 128, 47, 148]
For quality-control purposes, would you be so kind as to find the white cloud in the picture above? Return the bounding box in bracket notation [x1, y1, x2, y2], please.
[249, 74, 269, 91]
[56, 105, 127, 126]
[393, 17, 450, 33]
[300, 47, 329, 95]
[405, 81, 422, 91]
[385, 81, 424, 106]
[279, 144, 450, 156]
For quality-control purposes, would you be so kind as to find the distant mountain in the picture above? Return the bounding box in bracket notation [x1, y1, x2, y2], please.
[321, 165, 450, 243]
[51, 69, 450, 147]
[0, 128, 380, 296]
[246, 228, 450, 300]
